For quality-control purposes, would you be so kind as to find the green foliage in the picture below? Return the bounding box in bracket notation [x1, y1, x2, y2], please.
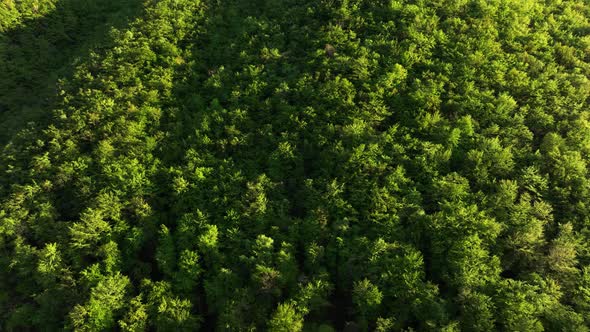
[68, 273, 130, 331]
[352, 278, 383, 325]
[268, 302, 304, 332]
[2, 0, 590, 330]
[119, 295, 148, 332]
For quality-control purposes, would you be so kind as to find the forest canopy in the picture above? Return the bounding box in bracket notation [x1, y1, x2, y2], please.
[2, 0, 590, 330]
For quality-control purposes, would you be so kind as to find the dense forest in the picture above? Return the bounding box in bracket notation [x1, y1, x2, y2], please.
[2, 0, 590, 330]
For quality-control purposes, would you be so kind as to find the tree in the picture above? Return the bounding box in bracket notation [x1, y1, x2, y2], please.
[68, 273, 130, 331]
[352, 278, 383, 328]
[268, 302, 304, 332]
